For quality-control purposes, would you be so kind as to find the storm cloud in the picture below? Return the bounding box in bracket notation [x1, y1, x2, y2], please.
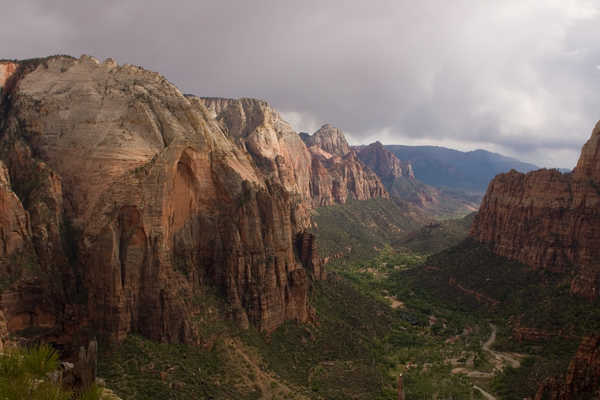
[2, 0, 600, 167]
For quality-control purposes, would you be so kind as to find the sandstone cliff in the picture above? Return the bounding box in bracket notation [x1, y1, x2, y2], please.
[471, 121, 600, 300]
[300, 124, 350, 157]
[0, 61, 17, 91]
[0, 55, 390, 348]
[0, 55, 363, 349]
[300, 125, 388, 206]
[357, 141, 414, 184]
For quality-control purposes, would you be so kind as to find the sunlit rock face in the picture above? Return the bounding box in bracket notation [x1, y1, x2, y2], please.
[300, 125, 388, 206]
[472, 121, 600, 300]
[0, 61, 17, 90]
[0, 55, 390, 348]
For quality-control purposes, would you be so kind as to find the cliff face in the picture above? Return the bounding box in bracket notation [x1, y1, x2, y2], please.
[0, 55, 352, 348]
[300, 124, 351, 157]
[357, 141, 414, 183]
[471, 122, 600, 300]
[301, 125, 388, 206]
[535, 335, 600, 400]
[0, 62, 17, 90]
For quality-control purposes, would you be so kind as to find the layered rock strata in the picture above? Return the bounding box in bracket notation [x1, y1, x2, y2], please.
[300, 125, 388, 205]
[0, 61, 17, 90]
[0, 55, 389, 348]
[472, 121, 600, 300]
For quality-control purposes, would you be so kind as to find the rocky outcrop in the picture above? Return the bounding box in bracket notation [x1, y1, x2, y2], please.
[300, 124, 350, 157]
[296, 232, 325, 281]
[535, 335, 600, 400]
[0, 161, 30, 262]
[309, 148, 388, 205]
[357, 141, 414, 184]
[0, 55, 359, 349]
[0, 61, 17, 90]
[573, 121, 600, 183]
[471, 121, 600, 300]
[300, 126, 388, 206]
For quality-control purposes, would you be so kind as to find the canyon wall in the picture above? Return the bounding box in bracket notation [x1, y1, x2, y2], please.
[300, 125, 388, 206]
[0, 55, 385, 349]
[471, 121, 600, 299]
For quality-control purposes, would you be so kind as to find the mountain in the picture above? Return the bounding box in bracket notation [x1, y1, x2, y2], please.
[357, 142, 479, 217]
[0, 55, 388, 353]
[384, 144, 539, 193]
[472, 120, 600, 300]
[299, 125, 388, 206]
[299, 124, 351, 156]
[356, 141, 414, 185]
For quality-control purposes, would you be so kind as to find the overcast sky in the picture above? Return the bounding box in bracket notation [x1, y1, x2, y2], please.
[3, 0, 600, 168]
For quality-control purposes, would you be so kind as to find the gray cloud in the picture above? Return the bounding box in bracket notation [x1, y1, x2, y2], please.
[2, 0, 599, 168]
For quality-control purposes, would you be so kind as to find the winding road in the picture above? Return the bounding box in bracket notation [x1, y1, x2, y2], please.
[451, 324, 523, 400]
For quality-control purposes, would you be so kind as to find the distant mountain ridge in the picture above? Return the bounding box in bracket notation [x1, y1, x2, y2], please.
[356, 142, 479, 218]
[384, 144, 539, 193]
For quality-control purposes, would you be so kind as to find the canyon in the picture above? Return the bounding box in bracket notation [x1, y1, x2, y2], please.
[472, 121, 600, 300]
[1, 55, 598, 399]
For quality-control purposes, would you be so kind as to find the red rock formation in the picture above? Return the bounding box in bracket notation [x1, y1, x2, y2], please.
[296, 232, 325, 281]
[299, 126, 388, 205]
[0, 55, 390, 349]
[0, 161, 30, 262]
[357, 141, 414, 183]
[0, 56, 347, 350]
[0, 61, 17, 90]
[308, 148, 388, 205]
[471, 121, 600, 300]
[535, 335, 600, 400]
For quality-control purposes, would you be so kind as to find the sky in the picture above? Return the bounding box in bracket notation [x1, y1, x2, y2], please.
[2, 0, 600, 168]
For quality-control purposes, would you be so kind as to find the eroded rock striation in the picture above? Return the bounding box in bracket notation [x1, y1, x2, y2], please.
[472, 121, 600, 300]
[0, 55, 388, 348]
[0, 61, 17, 90]
[300, 124, 351, 157]
[300, 125, 388, 206]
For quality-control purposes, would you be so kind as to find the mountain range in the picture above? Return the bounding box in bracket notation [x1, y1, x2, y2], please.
[384, 144, 540, 193]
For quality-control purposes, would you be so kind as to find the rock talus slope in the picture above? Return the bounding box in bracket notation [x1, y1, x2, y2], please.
[472, 121, 600, 300]
[0, 55, 389, 348]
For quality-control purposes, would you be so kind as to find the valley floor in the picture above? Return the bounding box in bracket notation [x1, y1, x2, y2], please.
[98, 222, 598, 399]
